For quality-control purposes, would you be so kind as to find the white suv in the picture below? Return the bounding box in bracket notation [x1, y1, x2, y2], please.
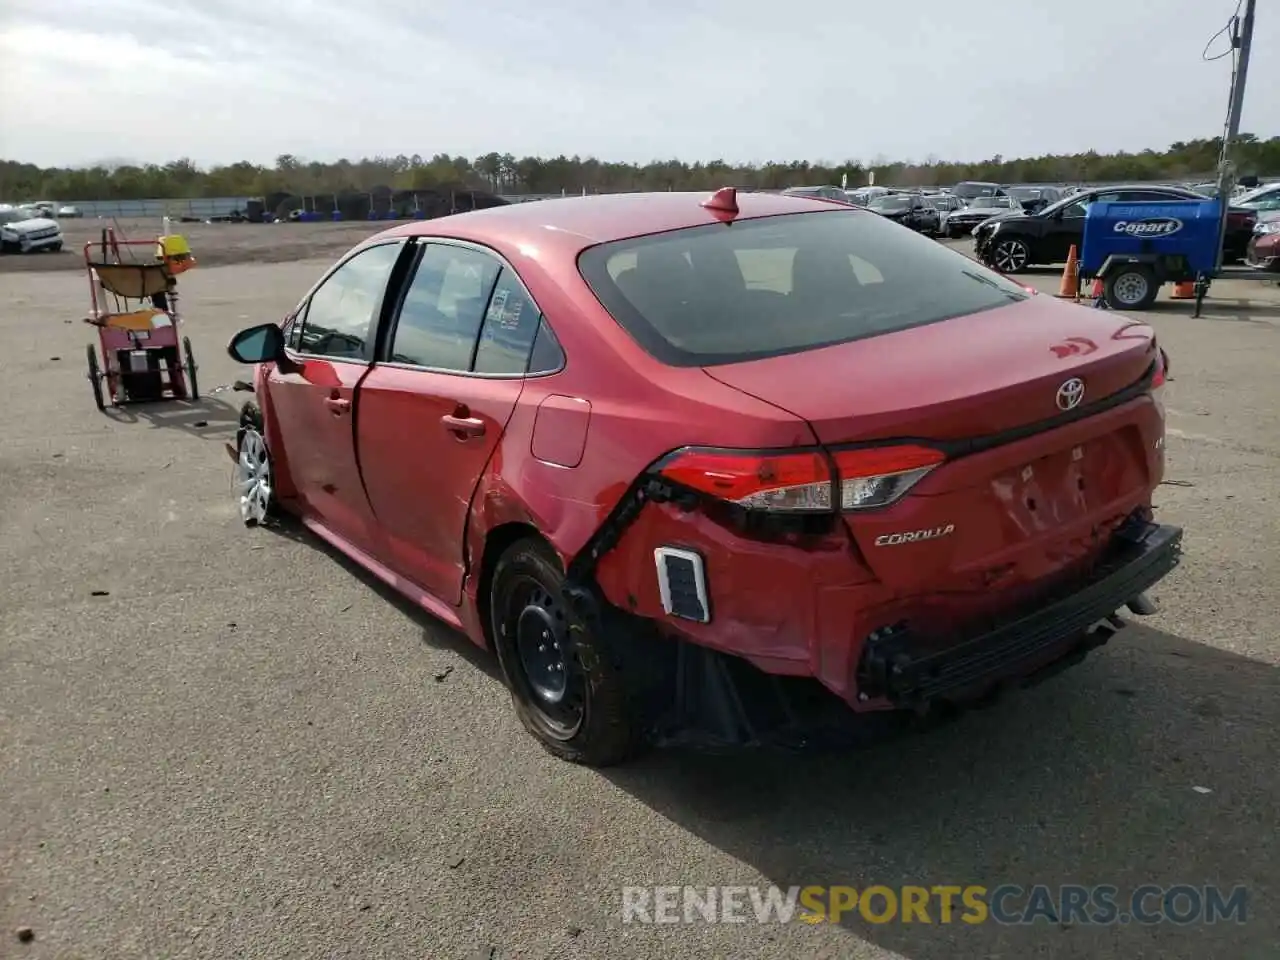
[0, 204, 64, 254]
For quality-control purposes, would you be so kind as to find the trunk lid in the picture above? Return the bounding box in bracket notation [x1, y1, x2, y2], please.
[704, 297, 1164, 597]
[703, 296, 1157, 444]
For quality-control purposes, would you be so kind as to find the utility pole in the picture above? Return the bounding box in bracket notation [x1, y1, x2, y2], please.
[1215, 0, 1257, 271]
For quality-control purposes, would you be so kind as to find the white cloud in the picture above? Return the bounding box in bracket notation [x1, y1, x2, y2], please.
[0, 0, 1276, 167]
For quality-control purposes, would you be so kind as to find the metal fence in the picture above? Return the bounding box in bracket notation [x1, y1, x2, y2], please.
[49, 193, 573, 220]
[41, 180, 1278, 221]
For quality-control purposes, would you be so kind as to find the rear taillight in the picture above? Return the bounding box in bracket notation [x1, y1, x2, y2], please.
[658, 449, 832, 512]
[833, 445, 945, 510]
[656, 443, 945, 513]
[1152, 346, 1169, 388]
[1150, 347, 1168, 420]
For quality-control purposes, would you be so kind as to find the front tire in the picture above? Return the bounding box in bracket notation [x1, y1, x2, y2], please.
[490, 538, 655, 767]
[234, 401, 275, 526]
[989, 235, 1032, 273]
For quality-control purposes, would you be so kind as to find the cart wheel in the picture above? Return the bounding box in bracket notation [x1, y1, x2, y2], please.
[86, 344, 104, 411]
[1104, 264, 1159, 311]
[235, 401, 275, 526]
[183, 336, 199, 401]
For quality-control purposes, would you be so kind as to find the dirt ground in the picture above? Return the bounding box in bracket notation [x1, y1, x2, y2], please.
[0, 217, 395, 273]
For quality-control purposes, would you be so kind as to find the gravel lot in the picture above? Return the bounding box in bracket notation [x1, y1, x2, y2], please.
[2, 223, 1278, 959]
[0, 218, 384, 273]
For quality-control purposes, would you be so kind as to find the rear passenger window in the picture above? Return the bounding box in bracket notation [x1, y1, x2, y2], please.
[527, 318, 565, 374]
[473, 269, 542, 375]
[389, 244, 500, 371]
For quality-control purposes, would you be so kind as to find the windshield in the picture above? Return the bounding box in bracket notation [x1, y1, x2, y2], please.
[953, 182, 999, 199]
[1235, 185, 1280, 208]
[1007, 188, 1041, 200]
[1036, 193, 1084, 217]
[578, 209, 1030, 367]
[970, 197, 1012, 210]
[869, 196, 913, 211]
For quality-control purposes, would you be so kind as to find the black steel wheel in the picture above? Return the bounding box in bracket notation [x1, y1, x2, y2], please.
[86, 344, 104, 411]
[183, 335, 199, 400]
[489, 538, 658, 766]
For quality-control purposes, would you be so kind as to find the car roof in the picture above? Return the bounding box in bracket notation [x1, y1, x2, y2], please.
[372, 190, 847, 256]
[1085, 184, 1191, 194]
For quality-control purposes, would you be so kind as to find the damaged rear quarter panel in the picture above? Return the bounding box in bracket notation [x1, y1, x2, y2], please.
[591, 502, 876, 676]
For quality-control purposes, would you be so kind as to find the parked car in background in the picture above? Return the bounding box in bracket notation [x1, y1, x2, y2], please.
[57, 204, 84, 218]
[951, 181, 1008, 202]
[223, 187, 1179, 766]
[782, 185, 853, 202]
[867, 192, 941, 232]
[925, 193, 965, 234]
[848, 186, 890, 205]
[1246, 219, 1280, 272]
[1233, 183, 1280, 215]
[1005, 186, 1062, 215]
[0, 204, 64, 253]
[973, 184, 1257, 273]
[941, 195, 1022, 238]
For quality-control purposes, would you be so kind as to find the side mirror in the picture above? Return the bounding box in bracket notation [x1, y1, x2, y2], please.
[228, 322, 285, 365]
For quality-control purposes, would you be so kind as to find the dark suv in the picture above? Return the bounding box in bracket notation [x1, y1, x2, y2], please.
[973, 184, 1257, 273]
[867, 193, 941, 233]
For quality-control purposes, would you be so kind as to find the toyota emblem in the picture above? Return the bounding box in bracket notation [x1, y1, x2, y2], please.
[1056, 377, 1085, 411]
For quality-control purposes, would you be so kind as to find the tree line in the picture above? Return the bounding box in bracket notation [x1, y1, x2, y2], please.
[3, 136, 1278, 202]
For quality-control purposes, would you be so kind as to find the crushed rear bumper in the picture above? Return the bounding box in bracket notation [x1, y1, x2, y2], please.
[856, 518, 1183, 707]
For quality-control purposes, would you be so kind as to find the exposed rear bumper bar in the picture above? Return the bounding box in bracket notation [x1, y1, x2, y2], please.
[857, 519, 1184, 707]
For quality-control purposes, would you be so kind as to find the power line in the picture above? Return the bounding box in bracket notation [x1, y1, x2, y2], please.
[1203, 0, 1244, 61]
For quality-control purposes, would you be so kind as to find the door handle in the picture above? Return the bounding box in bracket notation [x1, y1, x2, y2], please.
[323, 397, 351, 415]
[441, 414, 485, 439]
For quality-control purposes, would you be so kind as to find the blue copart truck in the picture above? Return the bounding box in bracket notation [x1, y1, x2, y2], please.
[1081, 199, 1223, 313]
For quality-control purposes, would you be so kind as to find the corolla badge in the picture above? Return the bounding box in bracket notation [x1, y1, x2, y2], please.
[1113, 218, 1184, 238]
[1056, 377, 1086, 411]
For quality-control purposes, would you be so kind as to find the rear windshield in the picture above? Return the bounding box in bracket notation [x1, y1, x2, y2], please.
[577, 209, 1030, 367]
[953, 182, 998, 199]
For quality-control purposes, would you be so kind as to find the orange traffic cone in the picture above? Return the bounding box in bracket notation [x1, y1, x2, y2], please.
[1091, 277, 1104, 298]
[1170, 280, 1196, 300]
[1055, 245, 1081, 299]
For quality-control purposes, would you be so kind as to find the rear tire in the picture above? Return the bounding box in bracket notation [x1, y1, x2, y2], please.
[86, 344, 104, 411]
[490, 537, 659, 767]
[183, 336, 199, 400]
[1104, 264, 1159, 311]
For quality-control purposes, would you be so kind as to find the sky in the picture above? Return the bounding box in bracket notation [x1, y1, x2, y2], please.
[0, 0, 1276, 169]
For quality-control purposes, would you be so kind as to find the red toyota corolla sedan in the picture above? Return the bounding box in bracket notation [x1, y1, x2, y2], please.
[226, 188, 1183, 766]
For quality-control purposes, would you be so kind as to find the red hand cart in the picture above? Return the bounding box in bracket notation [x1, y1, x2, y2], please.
[83, 228, 199, 409]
